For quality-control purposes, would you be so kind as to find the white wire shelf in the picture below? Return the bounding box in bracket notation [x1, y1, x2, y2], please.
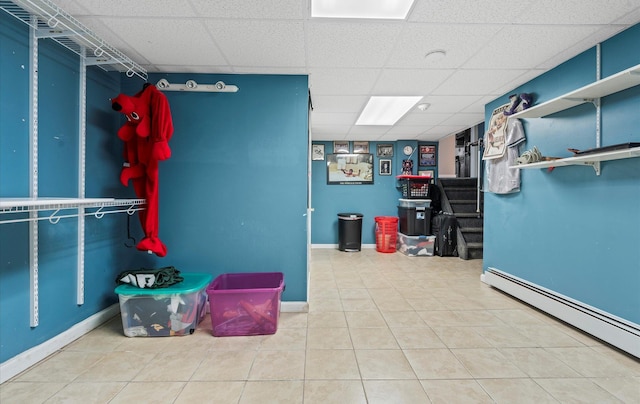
[510, 146, 640, 175]
[511, 63, 640, 119]
[0, 198, 146, 224]
[0, 0, 147, 80]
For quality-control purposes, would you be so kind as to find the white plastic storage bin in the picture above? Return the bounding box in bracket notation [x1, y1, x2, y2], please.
[398, 199, 431, 208]
[115, 272, 212, 337]
[397, 232, 435, 256]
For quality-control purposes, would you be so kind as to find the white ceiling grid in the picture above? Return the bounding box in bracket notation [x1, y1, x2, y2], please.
[48, 0, 640, 141]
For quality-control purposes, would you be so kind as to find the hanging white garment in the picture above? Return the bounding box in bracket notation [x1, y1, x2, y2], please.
[486, 118, 526, 194]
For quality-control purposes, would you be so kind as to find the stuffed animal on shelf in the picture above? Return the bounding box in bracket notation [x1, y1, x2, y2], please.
[111, 84, 173, 257]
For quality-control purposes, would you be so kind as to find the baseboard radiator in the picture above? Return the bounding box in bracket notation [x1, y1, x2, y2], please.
[483, 267, 640, 358]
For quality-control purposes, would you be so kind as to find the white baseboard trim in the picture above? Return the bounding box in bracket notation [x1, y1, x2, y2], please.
[0, 303, 120, 384]
[311, 244, 376, 249]
[281, 301, 309, 312]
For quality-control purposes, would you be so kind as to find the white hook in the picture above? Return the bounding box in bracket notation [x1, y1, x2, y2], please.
[126, 204, 137, 215]
[126, 68, 135, 78]
[94, 206, 105, 219]
[47, 14, 59, 28]
[48, 209, 61, 224]
[94, 47, 104, 57]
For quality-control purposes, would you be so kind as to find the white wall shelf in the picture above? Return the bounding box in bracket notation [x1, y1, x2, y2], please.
[511, 63, 640, 119]
[0, 198, 146, 224]
[0, 0, 147, 80]
[511, 146, 640, 175]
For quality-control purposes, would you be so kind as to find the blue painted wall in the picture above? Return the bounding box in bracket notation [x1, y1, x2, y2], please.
[483, 24, 640, 324]
[121, 72, 309, 302]
[0, 11, 151, 362]
[0, 9, 308, 363]
[310, 139, 439, 245]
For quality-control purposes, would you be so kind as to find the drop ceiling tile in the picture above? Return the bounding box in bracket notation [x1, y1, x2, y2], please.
[419, 95, 484, 113]
[233, 67, 308, 74]
[397, 112, 450, 126]
[348, 126, 391, 138]
[382, 125, 428, 138]
[55, 0, 197, 17]
[385, 24, 502, 69]
[308, 68, 380, 95]
[97, 18, 226, 66]
[537, 26, 628, 69]
[464, 25, 606, 69]
[372, 69, 453, 95]
[312, 112, 359, 126]
[514, 0, 640, 24]
[439, 112, 484, 126]
[311, 96, 369, 113]
[409, 0, 535, 23]
[188, 0, 305, 19]
[432, 69, 527, 96]
[311, 126, 350, 140]
[423, 125, 470, 139]
[306, 21, 404, 68]
[204, 20, 305, 67]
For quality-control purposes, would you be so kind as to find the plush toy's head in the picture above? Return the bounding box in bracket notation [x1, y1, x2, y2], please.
[111, 93, 151, 141]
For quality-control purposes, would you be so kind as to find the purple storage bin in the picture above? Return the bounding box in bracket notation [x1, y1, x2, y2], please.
[207, 272, 284, 337]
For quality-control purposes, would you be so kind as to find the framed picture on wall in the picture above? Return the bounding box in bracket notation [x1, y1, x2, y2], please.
[333, 141, 349, 154]
[419, 170, 434, 178]
[376, 144, 394, 157]
[326, 154, 374, 185]
[312, 144, 325, 160]
[353, 141, 369, 154]
[379, 159, 392, 176]
[419, 145, 437, 166]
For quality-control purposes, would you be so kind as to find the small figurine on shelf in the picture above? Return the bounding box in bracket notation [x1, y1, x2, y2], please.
[402, 159, 413, 175]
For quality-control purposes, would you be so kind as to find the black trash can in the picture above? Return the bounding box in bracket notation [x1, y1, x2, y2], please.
[337, 213, 363, 252]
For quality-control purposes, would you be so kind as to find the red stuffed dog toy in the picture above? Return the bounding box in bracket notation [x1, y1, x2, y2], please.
[111, 84, 173, 257]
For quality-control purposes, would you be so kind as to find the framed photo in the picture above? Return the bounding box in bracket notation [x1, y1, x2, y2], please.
[333, 141, 349, 154]
[419, 145, 437, 166]
[326, 153, 374, 185]
[353, 141, 369, 154]
[312, 144, 325, 161]
[419, 170, 434, 178]
[379, 159, 392, 176]
[377, 144, 394, 157]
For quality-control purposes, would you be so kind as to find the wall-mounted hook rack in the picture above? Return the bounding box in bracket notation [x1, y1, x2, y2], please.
[156, 79, 239, 93]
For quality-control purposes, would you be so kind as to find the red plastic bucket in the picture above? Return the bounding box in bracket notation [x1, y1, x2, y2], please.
[375, 216, 398, 253]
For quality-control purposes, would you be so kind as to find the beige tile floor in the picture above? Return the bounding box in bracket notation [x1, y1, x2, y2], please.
[2, 248, 639, 403]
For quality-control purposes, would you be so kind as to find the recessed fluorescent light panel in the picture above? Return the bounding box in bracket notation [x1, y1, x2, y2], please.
[356, 96, 423, 125]
[311, 0, 415, 20]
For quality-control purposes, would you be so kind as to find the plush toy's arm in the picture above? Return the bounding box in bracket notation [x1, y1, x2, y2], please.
[149, 86, 174, 161]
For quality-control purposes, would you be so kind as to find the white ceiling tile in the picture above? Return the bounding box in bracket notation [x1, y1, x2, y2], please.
[312, 112, 359, 126]
[422, 125, 470, 139]
[311, 126, 350, 140]
[397, 112, 450, 126]
[188, 0, 305, 19]
[306, 21, 404, 67]
[432, 69, 528, 96]
[464, 25, 606, 69]
[233, 67, 307, 74]
[386, 24, 502, 69]
[419, 95, 485, 113]
[308, 68, 380, 95]
[97, 18, 226, 66]
[348, 126, 391, 138]
[514, 0, 640, 24]
[55, 0, 197, 17]
[372, 69, 453, 95]
[409, 0, 535, 23]
[43, 0, 640, 142]
[204, 20, 305, 67]
[311, 95, 369, 113]
[439, 113, 484, 126]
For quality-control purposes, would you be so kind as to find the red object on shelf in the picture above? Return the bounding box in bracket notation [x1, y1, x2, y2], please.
[375, 216, 399, 253]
